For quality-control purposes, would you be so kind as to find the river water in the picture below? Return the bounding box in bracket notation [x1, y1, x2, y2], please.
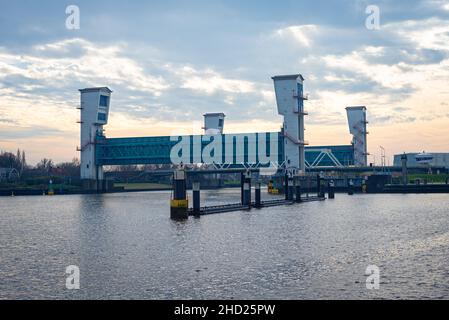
[1, 190, 448, 299]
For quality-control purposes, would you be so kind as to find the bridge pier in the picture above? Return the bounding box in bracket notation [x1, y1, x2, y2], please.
[78, 87, 112, 192]
[170, 169, 189, 220]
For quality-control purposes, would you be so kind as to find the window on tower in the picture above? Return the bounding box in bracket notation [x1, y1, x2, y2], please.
[99, 95, 109, 107]
[98, 113, 107, 121]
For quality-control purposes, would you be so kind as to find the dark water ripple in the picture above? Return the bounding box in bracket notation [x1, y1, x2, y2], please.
[1, 190, 448, 299]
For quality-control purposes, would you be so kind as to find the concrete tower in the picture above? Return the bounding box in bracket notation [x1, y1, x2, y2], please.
[272, 74, 308, 172]
[78, 87, 112, 190]
[203, 113, 225, 135]
[346, 106, 368, 167]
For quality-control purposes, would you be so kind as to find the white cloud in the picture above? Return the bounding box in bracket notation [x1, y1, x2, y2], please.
[0, 38, 169, 95]
[383, 18, 449, 51]
[169, 65, 256, 95]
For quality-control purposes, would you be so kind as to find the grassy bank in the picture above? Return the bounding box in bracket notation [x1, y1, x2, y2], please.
[114, 182, 171, 190]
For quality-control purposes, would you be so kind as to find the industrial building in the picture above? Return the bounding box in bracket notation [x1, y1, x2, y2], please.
[78, 74, 369, 190]
[393, 153, 449, 168]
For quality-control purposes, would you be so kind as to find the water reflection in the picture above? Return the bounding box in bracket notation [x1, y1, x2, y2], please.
[1, 192, 449, 299]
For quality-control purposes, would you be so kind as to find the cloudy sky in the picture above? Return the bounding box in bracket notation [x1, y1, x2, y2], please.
[1, 0, 449, 165]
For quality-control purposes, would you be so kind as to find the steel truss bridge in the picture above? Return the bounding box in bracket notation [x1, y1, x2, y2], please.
[95, 133, 354, 169]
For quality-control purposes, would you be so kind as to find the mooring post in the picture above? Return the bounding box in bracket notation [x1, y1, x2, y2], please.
[316, 174, 322, 197]
[401, 153, 408, 186]
[295, 179, 302, 203]
[319, 175, 325, 198]
[170, 169, 188, 220]
[243, 181, 251, 208]
[328, 180, 335, 199]
[192, 181, 200, 217]
[347, 178, 354, 195]
[241, 170, 251, 208]
[240, 171, 245, 204]
[288, 177, 294, 201]
[255, 182, 261, 208]
[246, 174, 252, 207]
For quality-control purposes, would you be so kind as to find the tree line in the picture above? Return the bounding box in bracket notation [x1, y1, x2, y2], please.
[0, 149, 81, 178]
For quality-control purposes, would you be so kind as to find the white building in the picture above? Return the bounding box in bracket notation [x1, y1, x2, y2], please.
[393, 153, 449, 168]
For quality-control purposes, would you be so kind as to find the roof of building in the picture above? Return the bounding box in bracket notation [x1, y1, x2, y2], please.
[79, 87, 113, 93]
[203, 113, 225, 117]
[346, 106, 366, 110]
[271, 74, 305, 81]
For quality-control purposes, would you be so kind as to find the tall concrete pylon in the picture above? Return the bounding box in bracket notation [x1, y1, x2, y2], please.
[346, 106, 368, 166]
[78, 87, 112, 190]
[272, 74, 308, 173]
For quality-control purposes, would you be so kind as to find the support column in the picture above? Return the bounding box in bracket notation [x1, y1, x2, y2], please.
[255, 182, 261, 208]
[284, 173, 289, 200]
[192, 181, 200, 217]
[79, 87, 111, 192]
[170, 169, 188, 220]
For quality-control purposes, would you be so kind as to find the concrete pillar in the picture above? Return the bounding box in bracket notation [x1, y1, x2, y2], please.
[255, 182, 261, 208]
[272, 74, 307, 172]
[192, 181, 200, 217]
[284, 173, 289, 200]
[79, 87, 112, 191]
[170, 170, 188, 220]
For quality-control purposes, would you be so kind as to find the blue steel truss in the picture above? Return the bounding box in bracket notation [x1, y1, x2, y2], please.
[96, 132, 284, 167]
[95, 132, 354, 168]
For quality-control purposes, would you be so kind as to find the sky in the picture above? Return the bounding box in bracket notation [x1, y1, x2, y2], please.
[1, 0, 449, 165]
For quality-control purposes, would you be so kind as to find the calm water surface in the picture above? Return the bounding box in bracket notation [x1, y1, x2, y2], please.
[1, 190, 449, 299]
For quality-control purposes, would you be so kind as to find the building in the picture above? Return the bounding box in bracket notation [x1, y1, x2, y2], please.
[0, 168, 20, 183]
[203, 113, 225, 135]
[393, 153, 449, 168]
